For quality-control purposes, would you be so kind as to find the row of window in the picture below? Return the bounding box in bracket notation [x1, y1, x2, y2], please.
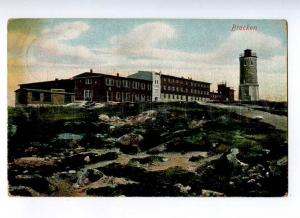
[162, 85, 209, 95]
[162, 77, 209, 88]
[106, 91, 151, 102]
[104, 78, 151, 90]
[161, 93, 207, 101]
[31, 92, 72, 103]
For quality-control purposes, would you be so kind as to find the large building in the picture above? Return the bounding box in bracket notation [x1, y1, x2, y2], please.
[129, 71, 210, 102]
[74, 69, 152, 102]
[15, 69, 213, 105]
[239, 49, 259, 101]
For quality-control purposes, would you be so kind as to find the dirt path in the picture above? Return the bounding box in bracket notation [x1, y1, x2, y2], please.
[197, 102, 287, 132]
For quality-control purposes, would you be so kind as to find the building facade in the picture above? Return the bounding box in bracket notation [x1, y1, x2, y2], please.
[15, 69, 215, 105]
[15, 79, 75, 105]
[210, 83, 235, 102]
[239, 49, 259, 101]
[74, 70, 152, 102]
[128, 71, 210, 102]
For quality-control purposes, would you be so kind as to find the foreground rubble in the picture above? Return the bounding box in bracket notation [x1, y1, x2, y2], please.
[8, 102, 288, 196]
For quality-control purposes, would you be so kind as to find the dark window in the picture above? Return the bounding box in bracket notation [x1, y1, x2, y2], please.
[65, 94, 72, 103]
[32, 92, 40, 101]
[44, 92, 51, 102]
[85, 78, 92, 84]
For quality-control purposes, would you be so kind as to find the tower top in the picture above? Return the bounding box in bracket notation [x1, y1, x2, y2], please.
[240, 49, 257, 57]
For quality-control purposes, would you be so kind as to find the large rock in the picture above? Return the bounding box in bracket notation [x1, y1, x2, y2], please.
[98, 110, 157, 127]
[13, 157, 58, 174]
[9, 174, 51, 193]
[226, 148, 248, 167]
[9, 186, 40, 196]
[117, 133, 143, 154]
[201, 189, 225, 197]
[76, 168, 104, 186]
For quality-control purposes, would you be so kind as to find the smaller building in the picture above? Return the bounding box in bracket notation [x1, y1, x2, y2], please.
[15, 79, 75, 106]
[210, 83, 234, 102]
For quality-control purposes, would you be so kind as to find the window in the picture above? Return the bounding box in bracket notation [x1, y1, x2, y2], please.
[105, 78, 110, 86]
[65, 94, 72, 103]
[105, 78, 114, 86]
[44, 92, 51, 102]
[176, 87, 179, 92]
[85, 78, 92, 84]
[141, 83, 145, 90]
[84, 90, 92, 100]
[163, 85, 166, 90]
[172, 87, 175, 91]
[116, 80, 121, 87]
[116, 92, 121, 100]
[32, 92, 40, 101]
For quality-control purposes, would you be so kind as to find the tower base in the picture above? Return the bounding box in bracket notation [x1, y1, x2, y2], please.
[239, 84, 259, 101]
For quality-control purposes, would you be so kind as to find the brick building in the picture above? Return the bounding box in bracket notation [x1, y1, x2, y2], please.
[74, 69, 152, 102]
[15, 69, 223, 105]
[129, 71, 210, 102]
[209, 83, 235, 102]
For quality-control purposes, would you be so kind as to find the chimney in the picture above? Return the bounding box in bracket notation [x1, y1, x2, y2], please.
[117, 73, 119, 77]
[90, 69, 93, 73]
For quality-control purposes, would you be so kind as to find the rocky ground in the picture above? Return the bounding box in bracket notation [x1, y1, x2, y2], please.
[7, 101, 288, 197]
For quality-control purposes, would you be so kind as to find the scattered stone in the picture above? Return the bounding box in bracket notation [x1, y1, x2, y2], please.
[10, 174, 50, 193]
[226, 148, 248, 167]
[174, 183, 191, 194]
[188, 120, 205, 129]
[84, 156, 91, 163]
[201, 189, 225, 197]
[9, 186, 40, 196]
[56, 133, 83, 141]
[68, 170, 76, 174]
[98, 114, 110, 122]
[99, 110, 157, 127]
[76, 169, 104, 186]
[14, 157, 57, 169]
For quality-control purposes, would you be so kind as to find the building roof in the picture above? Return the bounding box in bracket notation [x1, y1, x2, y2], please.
[161, 74, 211, 84]
[19, 79, 74, 92]
[15, 88, 75, 95]
[73, 71, 152, 83]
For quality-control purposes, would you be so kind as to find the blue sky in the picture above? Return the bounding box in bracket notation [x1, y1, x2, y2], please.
[45, 19, 287, 54]
[8, 19, 287, 104]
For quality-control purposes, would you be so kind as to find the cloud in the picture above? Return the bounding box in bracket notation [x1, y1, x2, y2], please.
[30, 21, 97, 62]
[42, 21, 90, 41]
[110, 22, 176, 57]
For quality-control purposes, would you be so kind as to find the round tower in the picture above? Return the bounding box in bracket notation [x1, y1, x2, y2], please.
[239, 49, 259, 101]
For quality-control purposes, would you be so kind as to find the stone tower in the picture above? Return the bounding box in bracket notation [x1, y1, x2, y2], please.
[239, 49, 259, 101]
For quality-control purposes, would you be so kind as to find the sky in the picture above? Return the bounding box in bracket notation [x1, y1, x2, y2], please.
[7, 19, 287, 105]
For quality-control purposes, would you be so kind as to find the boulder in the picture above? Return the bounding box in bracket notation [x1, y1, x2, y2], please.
[188, 120, 205, 129]
[76, 168, 104, 186]
[9, 174, 51, 193]
[9, 186, 40, 196]
[226, 148, 248, 167]
[201, 189, 225, 197]
[98, 114, 110, 122]
[117, 133, 143, 154]
[174, 183, 191, 194]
